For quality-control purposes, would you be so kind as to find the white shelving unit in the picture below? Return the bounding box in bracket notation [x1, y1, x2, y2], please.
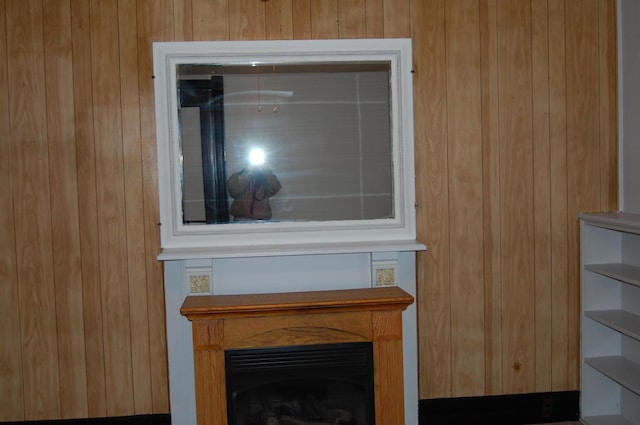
[580, 212, 640, 425]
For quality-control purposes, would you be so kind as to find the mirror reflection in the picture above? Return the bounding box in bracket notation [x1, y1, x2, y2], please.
[178, 62, 394, 225]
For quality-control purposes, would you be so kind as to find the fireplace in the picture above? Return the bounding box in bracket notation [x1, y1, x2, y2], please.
[180, 286, 413, 425]
[225, 343, 375, 425]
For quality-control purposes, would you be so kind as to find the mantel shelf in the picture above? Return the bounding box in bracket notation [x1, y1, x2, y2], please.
[158, 239, 426, 260]
[181, 286, 414, 321]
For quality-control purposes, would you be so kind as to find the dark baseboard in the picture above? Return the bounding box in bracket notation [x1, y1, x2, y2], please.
[0, 414, 170, 425]
[419, 391, 579, 425]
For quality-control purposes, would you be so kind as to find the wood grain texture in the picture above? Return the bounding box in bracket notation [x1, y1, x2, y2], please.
[224, 312, 372, 348]
[310, 0, 338, 39]
[229, 0, 265, 40]
[192, 321, 226, 425]
[184, 290, 411, 425]
[598, 0, 619, 212]
[445, 0, 485, 397]
[192, 0, 229, 41]
[412, 0, 452, 399]
[372, 310, 405, 425]
[172, 0, 193, 41]
[43, 0, 88, 418]
[338, 0, 366, 39]
[292, 0, 311, 39]
[565, 0, 601, 391]
[136, 0, 172, 413]
[265, 0, 293, 40]
[364, 0, 383, 38]
[181, 286, 414, 319]
[383, 0, 410, 38]
[90, 0, 134, 416]
[7, 0, 60, 419]
[119, 0, 152, 414]
[531, 0, 553, 393]
[0, 0, 23, 420]
[478, 0, 502, 396]
[547, 0, 571, 392]
[497, 0, 536, 394]
[71, 0, 108, 416]
[373, 338, 405, 422]
[0, 0, 620, 420]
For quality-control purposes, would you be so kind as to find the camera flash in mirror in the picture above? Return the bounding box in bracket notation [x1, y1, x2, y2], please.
[249, 148, 266, 166]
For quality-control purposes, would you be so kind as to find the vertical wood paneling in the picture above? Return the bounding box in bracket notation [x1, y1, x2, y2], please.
[364, 0, 383, 38]
[292, 0, 311, 39]
[173, 0, 193, 41]
[0, 0, 24, 420]
[565, 0, 602, 390]
[547, 0, 570, 392]
[338, 0, 366, 38]
[70, 0, 108, 416]
[43, 0, 88, 418]
[412, 0, 452, 399]
[192, 0, 228, 40]
[383, 0, 410, 38]
[136, 0, 173, 412]
[530, 0, 553, 392]
[0, 0, 620, 420]
[265, 0, 293, 40]
[478, 0, 502, 396]
[598, 0, 619, 211]
[497, 0, 536, 393]
[7, 1, 61, 419]
[310, 0, 338, 39]
[90, 0, 134, 415]
[118, 0, 152, 414]
[445, 0, 485, 397]
[229, 0, 265, 40]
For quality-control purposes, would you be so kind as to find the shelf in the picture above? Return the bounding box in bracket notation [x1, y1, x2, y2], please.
[158, 239, 427, 260]
[180, 286, 414, 320]
[585, 356, 640, 396]
[585, 263, 640, 288]
[582, 415, 636, 425]
[580, 213, 640, 423]
[579, 212, 640, 234]
[585, 310, 640, 341]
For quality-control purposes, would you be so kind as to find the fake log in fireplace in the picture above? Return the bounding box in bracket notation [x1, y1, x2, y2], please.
[180, 287, 414, 425]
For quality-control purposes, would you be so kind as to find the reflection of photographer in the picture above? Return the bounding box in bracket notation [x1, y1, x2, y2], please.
[228, 164, 281, 220]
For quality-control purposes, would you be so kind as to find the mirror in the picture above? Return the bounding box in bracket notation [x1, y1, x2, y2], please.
[179, 62, 393, 224]
[153, 39, 417, 253]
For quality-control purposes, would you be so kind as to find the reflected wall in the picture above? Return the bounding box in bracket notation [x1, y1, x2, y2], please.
[179, 63, 393, 224]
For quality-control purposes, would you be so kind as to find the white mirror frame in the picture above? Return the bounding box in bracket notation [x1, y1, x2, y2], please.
[153, 38, 420, 258]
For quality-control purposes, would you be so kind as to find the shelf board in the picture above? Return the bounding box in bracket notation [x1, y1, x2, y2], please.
[585, 263, 640, 288]
[579, 212, 640, 234]
[585, 310, 640, 341]
[585, 356, 640, 396]
[158, 239, 427, 260]
[582, 415, 636, 425]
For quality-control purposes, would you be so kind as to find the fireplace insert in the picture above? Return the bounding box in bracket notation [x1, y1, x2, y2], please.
[225, 342, 375, 425]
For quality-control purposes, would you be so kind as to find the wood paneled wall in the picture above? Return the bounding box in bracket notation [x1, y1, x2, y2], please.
[0, 0, 617, 421]
[415, 0, 618, 398]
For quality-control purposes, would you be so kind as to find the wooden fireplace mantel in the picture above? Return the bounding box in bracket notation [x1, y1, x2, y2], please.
[180, 286, 414, 425]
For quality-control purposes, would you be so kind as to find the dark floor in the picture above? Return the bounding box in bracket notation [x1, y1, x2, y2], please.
[0, 415, 171, 425]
